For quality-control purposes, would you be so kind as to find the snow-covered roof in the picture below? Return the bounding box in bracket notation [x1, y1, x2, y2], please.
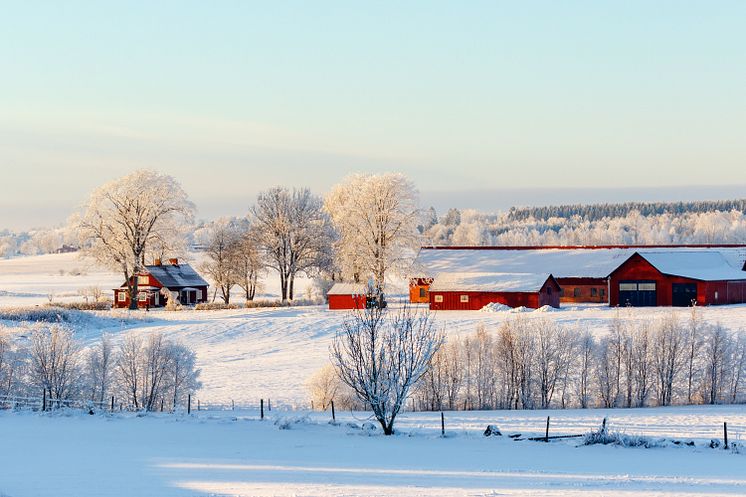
[429, 272, 553, 293]
[412, 247, 746, 280]
[327, 283, 369, 296]
[635, 251, 746, 281]
[145, 263, 209, 289]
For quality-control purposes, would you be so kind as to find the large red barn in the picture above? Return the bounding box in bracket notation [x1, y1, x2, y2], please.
[428, 272, 560, 310]
[327, 283, 368, 310]
[609, 251, 746, 307]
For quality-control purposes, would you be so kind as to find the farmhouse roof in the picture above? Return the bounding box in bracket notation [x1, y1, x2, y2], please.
[631, 251, 746, 281]
[145, 263, 209, 289]
[430, 272, 554, 293]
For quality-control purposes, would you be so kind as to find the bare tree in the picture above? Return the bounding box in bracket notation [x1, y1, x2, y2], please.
[325, 173, 421, 292]
[86, 334, 114, 403]
[201, 218, 242, 304]
[331, 305, 442, 435]
[166, 342, 201, 410]
[76, 170, 195, 310]
[252, 187, 334, 301]
[702, 324, 730, 404]
[306, 363, 340, 411]
[652, 314, 684, 406]
[233, 224, 264, 302]
[116, 335, 143, 409]
[576, 332, 595, 408]
[28, 325, 81, 404]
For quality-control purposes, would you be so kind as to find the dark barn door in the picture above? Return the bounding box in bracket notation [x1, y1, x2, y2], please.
[672, 283, 697, 307]
[619, 281, 657, 307]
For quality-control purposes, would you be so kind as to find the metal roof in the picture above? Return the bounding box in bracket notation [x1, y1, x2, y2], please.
[145, 263, 209, 289]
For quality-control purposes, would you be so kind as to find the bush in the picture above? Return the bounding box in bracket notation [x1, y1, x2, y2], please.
[0, 307, 75, 323]
[583, 418, 664, 448]
[244, 298, 322, 309]
[194, 302, 240, 310]
[47, 302, 111, 311]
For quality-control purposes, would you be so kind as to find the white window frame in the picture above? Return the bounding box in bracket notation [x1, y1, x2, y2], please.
[434, 295, 443, 303]
[137, 275, 149, 286]
[638, 282, 656, 291]
[138, 292, 147, 302]
[118, 292, 126, 302]
[460, 295, 469, 303]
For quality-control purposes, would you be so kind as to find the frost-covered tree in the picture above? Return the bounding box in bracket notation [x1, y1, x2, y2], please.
[233, 224, 264, 302]
[75, 170, 195, 309]
[306, 363, 340, 411]
[201, 218, 243, 304]
[325, 173, 420, 292]
[331, 305, 442, 435]
[28, 325, 81, 404]
[252, 187, 334, 301]
[86, 334, 114, 403]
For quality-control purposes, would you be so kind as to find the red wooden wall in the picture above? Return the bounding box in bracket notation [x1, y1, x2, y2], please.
[328, 294, 367, 310]
[429, 279, 560, 310]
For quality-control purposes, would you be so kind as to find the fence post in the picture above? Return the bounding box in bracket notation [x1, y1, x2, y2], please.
[260, 399, 264, 420]
[311, 400, 314, 410]
[724, 422, 729, 450]
[161, 399, 164, 412]
[232, 400, 235, 411]
[268, 398, 271, 411]
[545, 416, 550, 442]
[198, 400, 200, 411]
[331, 400, 336, 422]
[441, 412, 445, 437]
[187, 394, 191, 414]
[111, 396, 114, 412]
[42, 389, 46, 412]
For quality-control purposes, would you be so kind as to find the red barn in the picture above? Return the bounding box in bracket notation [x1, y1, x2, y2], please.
[327, 283, 368, 310]
[609, 251, 746, 307]
[429, 272, 561, 311]
[113, 258, 209, 308]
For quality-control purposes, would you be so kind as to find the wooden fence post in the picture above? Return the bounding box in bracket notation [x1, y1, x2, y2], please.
[268, 398, 271, 411]
[42, 389, 46, 412]
[161, 399, 164, 412]
[331, 400, 336, 422]
[187, 394, 191, 414]
[260, 399, 264, 420]
[441, 412, 445, 436]
[545, 416, 550, 442]
[724, 422, 729, 450]
[232, 400, 234, 411]
[198, 399, 200, 411]
[111, 396, 114, 412]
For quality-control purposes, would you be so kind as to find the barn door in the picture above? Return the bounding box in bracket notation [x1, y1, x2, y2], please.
[672, 283, 697, 307]
[619, 281, 657, 307]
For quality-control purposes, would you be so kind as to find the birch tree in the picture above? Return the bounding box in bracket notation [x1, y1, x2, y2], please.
[325, 173, 420, 292]
[76, 170, 195, 309]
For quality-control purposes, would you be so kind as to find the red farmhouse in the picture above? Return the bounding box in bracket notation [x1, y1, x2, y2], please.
[429, 272, 560, 311]
[609, 251, 746, 307]
[113, 258, 209, 308]
[327, 283, 368, 310]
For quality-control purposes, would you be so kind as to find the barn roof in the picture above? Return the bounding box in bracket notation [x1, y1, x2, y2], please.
[145, 263, 209, 289]
[327, 283, 369, 296]
[412, 246, 746, 280]
[632, 251, 746, 281]
[430, 272, 554, 293]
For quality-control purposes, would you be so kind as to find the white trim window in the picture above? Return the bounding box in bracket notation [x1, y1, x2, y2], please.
[137, 275, 149, 285]
[118, 292, 126, 302]
[434, 295, 444, 303]
[460, 295, 469, 303]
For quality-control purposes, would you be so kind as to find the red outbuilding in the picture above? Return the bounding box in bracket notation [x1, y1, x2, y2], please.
[609, 251, 746, 307]
[327, 283, 368, 310]
[428, 272, 561, 311]
[113, 258, 209, 308]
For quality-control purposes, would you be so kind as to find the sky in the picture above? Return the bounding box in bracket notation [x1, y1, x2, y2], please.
[1, 1, 745, 230]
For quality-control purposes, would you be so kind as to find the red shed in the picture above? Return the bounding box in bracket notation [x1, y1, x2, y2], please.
[609, 251, 746, 307]
[429, 272, 561, 311]
[327, 283, 368, 310]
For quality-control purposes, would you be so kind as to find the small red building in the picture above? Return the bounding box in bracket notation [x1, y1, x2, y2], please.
[113, 258, 209, 308]
[429, 272, 561, 310]
[327, 283, 368, 310]
[609, 251, 746, 307]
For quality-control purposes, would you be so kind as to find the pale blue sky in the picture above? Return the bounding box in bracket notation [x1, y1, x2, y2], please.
[1, 1, 745, 229]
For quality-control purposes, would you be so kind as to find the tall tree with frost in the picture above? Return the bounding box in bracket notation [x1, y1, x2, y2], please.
[200, 218, 242, 304]
[251, 187, 334, 301]
[75, 170, 194, 309]
[331, 304, 442, 435]
[325, 173, 420, 291]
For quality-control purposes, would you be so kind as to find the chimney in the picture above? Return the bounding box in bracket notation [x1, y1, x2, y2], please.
[168, 258, 179, 266]
[154, 258, 162, 266]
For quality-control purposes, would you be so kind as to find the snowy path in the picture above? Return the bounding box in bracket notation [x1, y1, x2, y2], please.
[1, 409, 745, 497]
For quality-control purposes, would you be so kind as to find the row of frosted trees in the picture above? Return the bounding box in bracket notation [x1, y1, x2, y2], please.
[414, 309, 746, 411]
[0, 325, 200, 411]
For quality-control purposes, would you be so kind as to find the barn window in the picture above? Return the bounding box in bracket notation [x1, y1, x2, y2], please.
[117, 292, 126, 302]
[460, 295, 469, 303]
[573, 288, 581, 297]
[419, 288, 427, 298]
[560, 288, 565, 297]
[137, 275, 149, 285]
[715, 291, 719, 301]
[619, 283, 637, 291]
[434, 295, 443, 303]
[638, 283, 656, 291]
[600, 288, 606, 297]
[591, 288, 598, 297]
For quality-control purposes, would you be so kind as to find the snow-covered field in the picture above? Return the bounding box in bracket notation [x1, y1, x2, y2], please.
[3, 253, 746, 496]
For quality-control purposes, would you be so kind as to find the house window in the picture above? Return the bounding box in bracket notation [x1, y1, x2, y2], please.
[591, 288, 598, 297]
[118, 292, 126, 302]
[419, 288, 427, 298]
[138, 293, 147, 302]
[560, 288, 565, 297]
[137, 275, 148, 286]
[573, 288, 581, 297]
[434, 295, 443, 303]
[600, 288, 606, 297]
[460, 295, 469, 303]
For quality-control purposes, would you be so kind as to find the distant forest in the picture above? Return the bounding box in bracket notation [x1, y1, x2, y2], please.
[507, 199, 746, 223]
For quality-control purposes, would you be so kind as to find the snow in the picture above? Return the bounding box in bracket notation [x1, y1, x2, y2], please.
[638, 250, 746, 281]
[480, 302, 512, 312]
[1, 406, 745, 496]
[430, 272, 552, 292]
[413, 246, 746, 279]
